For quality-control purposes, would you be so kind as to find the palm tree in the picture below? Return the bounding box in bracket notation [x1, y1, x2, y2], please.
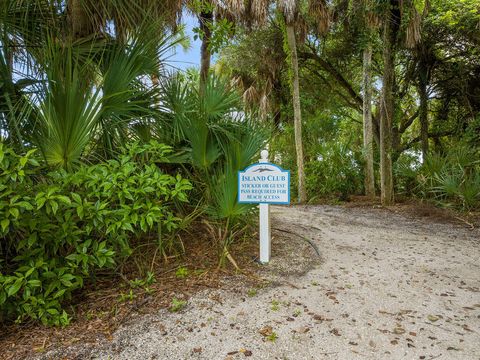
[65, 0, 182, 40]
[283, 18, 307, 203]
[379, 0, 421, 205]
[379, 0, 398, 206]
[276, 0, 306, 202]
[196, 0, 270, 91]
[362, 44, 375, 198]
[361, 0, 379, 199]
[198, 2, 214, 89]
[411, 7, 431, 161]
[278, 0, 330, 203]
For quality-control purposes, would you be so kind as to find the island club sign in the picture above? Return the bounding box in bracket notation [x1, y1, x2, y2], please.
[238, 163, 290, 204]
[238, 150, 290, 264]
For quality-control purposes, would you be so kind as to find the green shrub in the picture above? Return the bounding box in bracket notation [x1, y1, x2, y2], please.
[306, 141, 364, 201]
[0, 141, 191, 325]
[396, 145, 480, 210]
[157, 75, 268, 265]
[394, 152, 421, 196]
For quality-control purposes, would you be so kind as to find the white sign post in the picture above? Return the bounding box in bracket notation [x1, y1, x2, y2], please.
[258, 151, 271, 263]
[238, 150, 290, 264]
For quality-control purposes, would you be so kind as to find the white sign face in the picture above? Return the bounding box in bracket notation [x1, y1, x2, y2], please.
[238, 163, 290, 204]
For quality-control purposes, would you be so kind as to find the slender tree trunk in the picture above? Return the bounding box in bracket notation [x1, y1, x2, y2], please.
[199, 10, 213, 91]
[66, 0, 93, 39]
[418, 62, 429, 161]
[285, 24, 306, 203]
[380, 12, 396, 206]
[362, 45, 375, 198]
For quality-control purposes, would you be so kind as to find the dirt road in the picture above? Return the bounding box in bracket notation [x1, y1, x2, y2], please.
[41, 205, 480, 360]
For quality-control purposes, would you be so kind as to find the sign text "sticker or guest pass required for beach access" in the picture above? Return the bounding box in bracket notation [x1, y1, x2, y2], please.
[238, 163, 290, 204]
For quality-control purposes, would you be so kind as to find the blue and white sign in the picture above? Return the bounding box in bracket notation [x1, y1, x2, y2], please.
[238, 163, 290, 204]
[239, 150, 290, 264]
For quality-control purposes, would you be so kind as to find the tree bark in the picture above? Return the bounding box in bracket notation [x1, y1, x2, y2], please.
[362, 45, 375, 198]
[418, 62, 429, 161]
[380, 8, 397, 206]
[285, 24, 306, 203]
[199, 10, 213, 92]
[66, 0, 93, 39]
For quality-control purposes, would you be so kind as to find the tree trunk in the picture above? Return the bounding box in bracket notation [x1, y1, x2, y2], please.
[362, 45, 375, 198]
[66, 0, 93, 39]
[199, 10, 213, 91]
[285, 24, 306, 203]
[418, 62, 429, 161]
[380, 11, 396, 206]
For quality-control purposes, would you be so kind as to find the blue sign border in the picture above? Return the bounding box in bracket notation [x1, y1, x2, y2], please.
[238, 162, 291, 205]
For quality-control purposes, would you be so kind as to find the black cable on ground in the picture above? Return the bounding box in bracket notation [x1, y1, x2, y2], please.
[272, 227, 321, 257]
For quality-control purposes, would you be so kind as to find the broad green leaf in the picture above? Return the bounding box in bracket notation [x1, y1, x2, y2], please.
[7, 278, 23, 296]
[1, 219, 10, 232]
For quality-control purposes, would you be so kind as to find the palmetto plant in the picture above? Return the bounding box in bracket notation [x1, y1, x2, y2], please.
[0, 0, 187, 165]
[158, 74, 268, 210]
[10, 22, 184, 169]
[157, 73, 269, 265]
[418, 146, 480, 209]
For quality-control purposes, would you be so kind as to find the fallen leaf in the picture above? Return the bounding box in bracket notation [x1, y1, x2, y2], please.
[427, 315, 440, 322]
[244, 350, 253, 357]
[393, 327, 406, 335]
[390, 340, 398, 345]
[409, 331, 417, 336]
[329, 328, 341, 336]
[294, 326, 310, 334]
[379, 310, 395, 316]
[193, 347, 202, 353]
[313, 314, 332, 321]
[259, 326, 273, 337]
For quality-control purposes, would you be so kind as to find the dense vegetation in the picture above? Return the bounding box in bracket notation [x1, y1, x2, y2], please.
[0, 0, 479, 326]
[218, 0, 480, 207]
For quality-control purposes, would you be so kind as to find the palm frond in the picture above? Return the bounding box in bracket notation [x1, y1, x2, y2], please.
[309, 0, 330, 35]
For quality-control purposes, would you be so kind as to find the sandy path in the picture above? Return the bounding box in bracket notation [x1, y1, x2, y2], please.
[41, 206, 480, 360]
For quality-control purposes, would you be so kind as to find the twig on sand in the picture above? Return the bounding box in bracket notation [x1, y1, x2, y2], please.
[454, 216, 475, 230]
[423, 321, 453, 333]
[284, 281, 301, 289]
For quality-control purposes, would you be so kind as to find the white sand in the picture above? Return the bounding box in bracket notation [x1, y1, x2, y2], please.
[39, 205, 480, 360]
